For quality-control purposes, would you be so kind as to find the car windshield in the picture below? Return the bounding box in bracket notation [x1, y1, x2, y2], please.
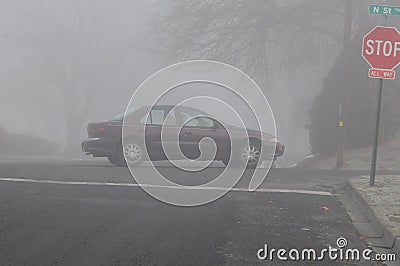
[111, 108, 140, 121]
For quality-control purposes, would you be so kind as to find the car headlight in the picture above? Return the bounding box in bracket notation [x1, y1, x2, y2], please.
[267, 137, 279, 143]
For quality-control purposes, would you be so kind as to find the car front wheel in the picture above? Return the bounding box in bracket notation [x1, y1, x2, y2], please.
[241, 141, 261, 168]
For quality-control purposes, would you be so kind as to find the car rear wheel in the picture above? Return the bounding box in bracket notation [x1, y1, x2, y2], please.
[121, 140, 144, 167]
[107, 139, 144, 167]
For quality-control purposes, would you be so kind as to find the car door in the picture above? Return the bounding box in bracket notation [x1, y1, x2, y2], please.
[178, 108, 229, 161]
[142, 108, 163, 160]
[143, 107, 180, 161]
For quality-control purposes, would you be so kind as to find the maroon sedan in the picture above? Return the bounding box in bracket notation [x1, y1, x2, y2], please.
[82, 105, 284, 167]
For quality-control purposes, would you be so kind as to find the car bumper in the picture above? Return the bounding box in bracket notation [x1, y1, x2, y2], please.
[81, 138, 114, 157]
[261, 142, 285, 158]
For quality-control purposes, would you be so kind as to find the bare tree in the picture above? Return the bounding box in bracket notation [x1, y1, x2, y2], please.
[153, 0, 345, 86]
[152, 0, 353, 163]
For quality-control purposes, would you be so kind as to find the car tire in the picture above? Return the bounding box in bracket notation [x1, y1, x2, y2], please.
[240, 140, 261, 169]
[120, 139, 144, 167]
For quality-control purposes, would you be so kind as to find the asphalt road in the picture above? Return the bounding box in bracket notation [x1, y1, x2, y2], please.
[0, 158, 389, 265]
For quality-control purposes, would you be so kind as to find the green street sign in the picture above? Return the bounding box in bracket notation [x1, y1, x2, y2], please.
[370, 4, 400, 16]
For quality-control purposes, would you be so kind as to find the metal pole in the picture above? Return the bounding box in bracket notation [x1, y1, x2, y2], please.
[370, 14, 389, 187]
[370, 78, 383, 186]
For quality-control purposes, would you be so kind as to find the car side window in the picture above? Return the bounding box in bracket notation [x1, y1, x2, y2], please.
[140, 109, 177, 126]
[150, 110, 165, 125]
[140, 109, 164, 125]
[164, 110, 177, 126]
[184, 116, 215, 128]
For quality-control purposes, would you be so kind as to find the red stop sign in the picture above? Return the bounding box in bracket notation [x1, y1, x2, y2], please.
[362, 26, 400, 70]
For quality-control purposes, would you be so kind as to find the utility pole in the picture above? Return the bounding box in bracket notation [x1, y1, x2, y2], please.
[336, 0, 352, 168]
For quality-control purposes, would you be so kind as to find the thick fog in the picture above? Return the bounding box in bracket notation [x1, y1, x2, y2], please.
[1, 0, 399, 166]
[0, 0, 160, 155]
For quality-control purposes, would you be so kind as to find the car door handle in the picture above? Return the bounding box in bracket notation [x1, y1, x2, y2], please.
[184, 131, 192, 136]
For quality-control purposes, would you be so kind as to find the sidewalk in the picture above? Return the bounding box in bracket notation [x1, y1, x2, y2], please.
[348, 175, 400, 260]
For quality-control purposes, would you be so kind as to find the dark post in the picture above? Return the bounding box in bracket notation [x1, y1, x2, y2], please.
[370, 78, 383, 186]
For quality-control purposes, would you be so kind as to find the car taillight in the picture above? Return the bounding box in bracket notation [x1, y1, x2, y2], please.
[96, 127, 105, 132]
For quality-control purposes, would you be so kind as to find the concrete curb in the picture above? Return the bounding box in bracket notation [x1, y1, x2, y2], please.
[347, 179, 400, 258]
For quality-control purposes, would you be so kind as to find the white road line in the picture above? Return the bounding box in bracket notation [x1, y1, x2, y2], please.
[0, 177, 333, 196]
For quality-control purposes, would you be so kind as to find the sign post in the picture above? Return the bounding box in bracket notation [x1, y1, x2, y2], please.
[370, 78, 383, 186]
[362, 13, 400, 186]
